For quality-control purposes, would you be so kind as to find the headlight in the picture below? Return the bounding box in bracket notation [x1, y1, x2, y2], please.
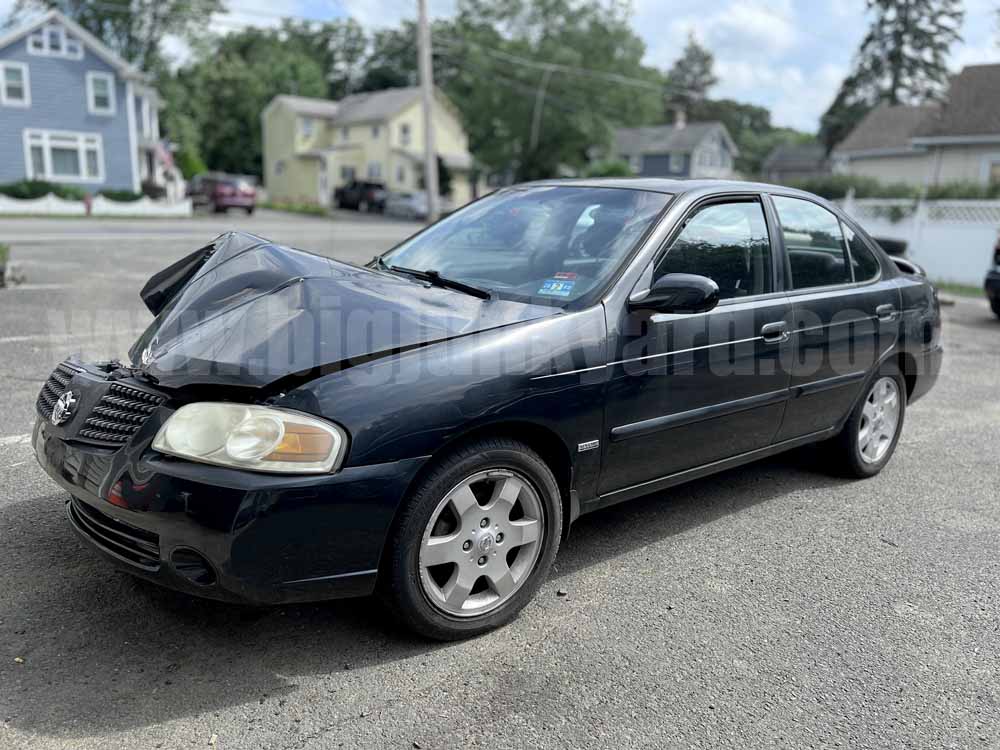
[152, 403, 347, 474]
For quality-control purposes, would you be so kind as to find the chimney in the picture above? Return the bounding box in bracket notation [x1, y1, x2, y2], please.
[674, 106, 687, 130]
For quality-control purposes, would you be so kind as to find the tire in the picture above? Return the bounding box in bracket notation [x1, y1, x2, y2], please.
[827, 364, 907, 478]
[245, 206, 255, 215]
[991, 299, 1000, 319]
[381, 437, 562, 640]
[212, 203, 225, 214]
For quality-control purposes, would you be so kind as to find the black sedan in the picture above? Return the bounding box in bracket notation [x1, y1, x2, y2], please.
[33, 179, 942, 640]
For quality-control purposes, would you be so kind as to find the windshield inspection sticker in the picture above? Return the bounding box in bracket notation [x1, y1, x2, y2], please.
[538, 278, 575, 297]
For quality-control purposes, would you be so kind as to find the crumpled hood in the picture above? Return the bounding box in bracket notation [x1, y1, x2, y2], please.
[130, 231, 559, 390]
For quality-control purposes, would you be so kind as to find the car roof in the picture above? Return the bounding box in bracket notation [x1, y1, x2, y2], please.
[518, 177, 822, 200]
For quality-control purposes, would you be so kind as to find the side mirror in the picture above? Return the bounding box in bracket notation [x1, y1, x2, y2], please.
[628, 273, 720, 314]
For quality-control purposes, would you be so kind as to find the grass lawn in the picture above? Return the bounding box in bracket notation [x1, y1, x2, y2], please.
[932, 280, 985, 298]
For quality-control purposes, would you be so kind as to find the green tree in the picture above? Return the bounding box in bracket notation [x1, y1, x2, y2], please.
[665, 32, 718, 119]
[820, 0, 963, 150]
[438, 0, 664, 180]
[11, 0, 222, 70]
[166, 29, 327, 176]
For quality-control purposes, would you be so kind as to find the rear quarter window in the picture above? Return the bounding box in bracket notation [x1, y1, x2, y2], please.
[842, 224, 881, 281]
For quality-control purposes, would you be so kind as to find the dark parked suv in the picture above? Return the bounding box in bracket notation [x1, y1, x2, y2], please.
[187, 173, 257, 214]
[334, 180, 386, 212]
[985, 232, 1000, 319]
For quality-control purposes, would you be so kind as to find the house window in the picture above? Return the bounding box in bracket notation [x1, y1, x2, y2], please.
[274, 160, 285, 176]
[23, 130, 104, 183]
[86, 72, 116, 116]
[341, 126, 350, 141]
[372, 125, 380, 138]
[27, 25, 83, 59]
[300, 117, 315, 138]
[400, 123, 411, 146]
[340, 165, 355, 181]
[0, 62, 30, 107]
[367, 161, 382, 179]
[396, 165, 406, 184]
[669, 153, 684, 173]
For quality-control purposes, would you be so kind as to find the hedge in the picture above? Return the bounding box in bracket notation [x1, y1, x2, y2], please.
[0, 180, 87, 201]
[98, 189, 143, 202]
[785, 175, 1000, 201]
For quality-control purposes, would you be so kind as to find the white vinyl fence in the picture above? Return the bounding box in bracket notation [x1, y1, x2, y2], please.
[0, 193, 192, 218]
[839, 195, 1000, 286]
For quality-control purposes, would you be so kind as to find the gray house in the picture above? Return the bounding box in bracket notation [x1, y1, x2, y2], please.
[612, 119, 739, 179]
[762, 143, 829, 183]
[0, 9, 166, 192]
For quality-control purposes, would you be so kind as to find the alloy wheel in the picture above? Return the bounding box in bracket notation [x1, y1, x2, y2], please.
[418, 469, 544, 618]
[858, 376, 901, 464]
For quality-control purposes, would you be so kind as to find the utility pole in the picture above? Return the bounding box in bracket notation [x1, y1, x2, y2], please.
[417, 0, 440, 223]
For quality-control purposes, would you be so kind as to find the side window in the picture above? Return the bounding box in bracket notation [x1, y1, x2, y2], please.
[772, 196, 852, 289]
[842, 223, 881, 281]
[654, 200, 772, 299]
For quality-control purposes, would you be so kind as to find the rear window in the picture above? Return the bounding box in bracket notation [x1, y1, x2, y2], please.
[772, 196, 852, 290]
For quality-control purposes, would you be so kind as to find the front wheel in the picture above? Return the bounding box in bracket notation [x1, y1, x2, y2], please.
[381, 437, 562, 640]
[828, 366, 906, 478]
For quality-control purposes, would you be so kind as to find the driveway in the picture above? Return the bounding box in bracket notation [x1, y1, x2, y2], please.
[1, 212, 998, 748]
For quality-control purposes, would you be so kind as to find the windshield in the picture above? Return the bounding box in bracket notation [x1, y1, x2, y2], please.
[380, 186, 671, 304]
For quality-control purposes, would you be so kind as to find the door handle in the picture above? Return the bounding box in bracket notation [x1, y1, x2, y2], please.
[876, 304, 898, 322]
[761, 321, 790, 344]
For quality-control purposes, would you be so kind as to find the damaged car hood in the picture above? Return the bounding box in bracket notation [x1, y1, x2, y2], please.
[129, 232, 559, 390]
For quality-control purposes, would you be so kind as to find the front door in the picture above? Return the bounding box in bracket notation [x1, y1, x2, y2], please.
[600, 196, 793, 496]
[767, 194, 902, 440]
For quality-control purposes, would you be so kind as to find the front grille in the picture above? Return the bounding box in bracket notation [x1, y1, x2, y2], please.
[36, 361, 82, 420]
[78, 383, 165, 445]
[68, 497, 160, 570]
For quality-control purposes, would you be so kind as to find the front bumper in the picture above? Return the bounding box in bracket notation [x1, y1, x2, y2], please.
[34, 417, 426, 605]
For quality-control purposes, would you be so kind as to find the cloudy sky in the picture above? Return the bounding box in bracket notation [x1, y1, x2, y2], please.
[4, 0, 999, 132]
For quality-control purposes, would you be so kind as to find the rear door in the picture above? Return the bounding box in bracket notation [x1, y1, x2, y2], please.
[768, 194, 901, 441]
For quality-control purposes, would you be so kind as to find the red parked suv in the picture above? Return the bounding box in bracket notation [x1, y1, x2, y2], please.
[187, 173, 257, 215]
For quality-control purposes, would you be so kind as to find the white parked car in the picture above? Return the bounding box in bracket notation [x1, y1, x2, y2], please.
[384, 191, 455, 220]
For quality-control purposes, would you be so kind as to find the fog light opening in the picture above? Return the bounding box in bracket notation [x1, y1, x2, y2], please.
[170, 548, 217, 587]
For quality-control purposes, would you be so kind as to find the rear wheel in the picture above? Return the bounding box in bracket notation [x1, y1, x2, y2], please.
[991, 299, 1000, 319]
[827, 366, 906, 478]
[381, 437, 562, 640]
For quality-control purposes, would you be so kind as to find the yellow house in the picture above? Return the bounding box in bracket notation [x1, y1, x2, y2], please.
[261, 87, 482, 207]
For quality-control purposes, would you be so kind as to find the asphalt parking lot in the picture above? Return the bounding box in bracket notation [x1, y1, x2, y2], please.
[1, 210, 999, 749]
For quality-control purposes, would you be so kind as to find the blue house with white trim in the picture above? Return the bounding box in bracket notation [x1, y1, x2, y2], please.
[0, 10, 167, 193]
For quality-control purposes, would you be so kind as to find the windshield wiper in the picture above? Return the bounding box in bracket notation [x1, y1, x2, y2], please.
[386, 265, 492, 300]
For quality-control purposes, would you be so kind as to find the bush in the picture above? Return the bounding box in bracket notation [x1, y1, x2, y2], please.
[141, 179, 167, 200]
[0, 180, 87, 201]
[98, 189, 143, 202]
[924, 181, 1000, 200]
[0, 244, 9, 267]
[786, 175, 920, 200]
[583, 159, 633, 178]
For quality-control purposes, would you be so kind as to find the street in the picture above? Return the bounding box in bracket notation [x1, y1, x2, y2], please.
[1, 210, 999, 749]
